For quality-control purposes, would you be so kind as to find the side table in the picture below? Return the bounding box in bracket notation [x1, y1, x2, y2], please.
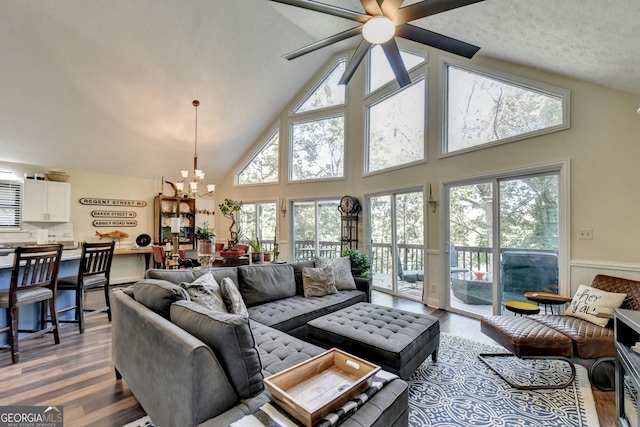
[524, 291, 572, 315]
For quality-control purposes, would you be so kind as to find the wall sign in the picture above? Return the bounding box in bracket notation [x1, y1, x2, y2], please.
[80, 198, 147, 207]
[93, 220, 138, 227]
[91, 210, 137, 218]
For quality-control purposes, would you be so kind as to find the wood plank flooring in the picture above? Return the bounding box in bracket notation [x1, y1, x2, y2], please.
[0, 288, 615, 427]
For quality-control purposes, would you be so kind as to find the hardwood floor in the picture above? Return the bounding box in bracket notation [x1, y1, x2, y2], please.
[0, 288, 616, 426]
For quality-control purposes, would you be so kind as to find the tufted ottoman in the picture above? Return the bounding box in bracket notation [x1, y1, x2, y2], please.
[306, 302, 440, 380]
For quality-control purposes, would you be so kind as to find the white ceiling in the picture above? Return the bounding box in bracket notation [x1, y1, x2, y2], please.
[1, 0, 639, 183]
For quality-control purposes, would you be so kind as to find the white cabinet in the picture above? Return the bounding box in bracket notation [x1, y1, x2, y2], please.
[22, 180, 71, 222]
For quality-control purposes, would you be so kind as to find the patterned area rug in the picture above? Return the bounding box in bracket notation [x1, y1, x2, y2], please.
[408, 333, 600, 427]
[124, 333, 600, 427]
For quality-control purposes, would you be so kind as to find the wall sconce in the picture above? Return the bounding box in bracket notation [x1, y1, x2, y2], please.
[280, 199, 287, 217]
[427, 183, 437, 213]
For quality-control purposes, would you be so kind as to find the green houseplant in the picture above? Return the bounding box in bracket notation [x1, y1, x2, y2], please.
[249, 237, 264, 263]
[218, 198, 243, 248]
[340, 248, 372, 278]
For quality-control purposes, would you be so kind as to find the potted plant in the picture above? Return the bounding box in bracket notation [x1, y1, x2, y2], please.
[218, 198, 243, 249]
[340, 248, 372, 278]
[195, 223, 216, 254]
[249, 237, 264, 263]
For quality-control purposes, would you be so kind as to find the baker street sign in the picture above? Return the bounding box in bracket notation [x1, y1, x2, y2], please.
[0, 406, 63, 426]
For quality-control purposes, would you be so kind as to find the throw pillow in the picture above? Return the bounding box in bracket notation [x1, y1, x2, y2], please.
[220, 277, 249, 317]
[565, 284, 626, 327]
[179, 273, 228, 313]
[133, 279, 190, 319]
[302, 265, 338, 297]
[315, 256, 357, 291]
[170, 300, 263, 398]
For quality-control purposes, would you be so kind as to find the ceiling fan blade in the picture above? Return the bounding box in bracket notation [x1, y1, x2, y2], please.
[284, 27, 362, 60]
[359, 0, 382, 16]
[268, 0, 369, 23]
[394, 0, 485, 25]
[379, 0, 404, 18]
[339, 38, 372, 85]
[381, 39, 411, 87]
[396, 24, 480, 58]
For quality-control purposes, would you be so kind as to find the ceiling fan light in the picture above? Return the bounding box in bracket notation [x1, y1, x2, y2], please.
[362, 16, 395, 44]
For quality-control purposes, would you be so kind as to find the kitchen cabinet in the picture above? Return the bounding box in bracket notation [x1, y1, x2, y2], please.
[22, 180, 71, 222]
[154, 195, 195, 250]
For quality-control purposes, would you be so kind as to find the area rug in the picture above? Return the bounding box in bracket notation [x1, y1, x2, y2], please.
[408, 333, 600, 427]
[124, 333, 600, 427]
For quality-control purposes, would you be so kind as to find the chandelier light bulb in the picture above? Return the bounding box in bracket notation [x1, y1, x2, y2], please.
[181, 170, 189, 178]
[362, 16, 395, 44]
[207, 184, 215, 192]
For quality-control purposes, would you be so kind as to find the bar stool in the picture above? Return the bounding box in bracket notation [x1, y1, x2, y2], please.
[57, 241, 115, 333]
[0, 244, 63, 364]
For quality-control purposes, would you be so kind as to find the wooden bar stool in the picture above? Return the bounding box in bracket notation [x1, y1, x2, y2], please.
[0, 244, 63, 364]
[56, 241, 115, 333]
[505, 301, 540, 316]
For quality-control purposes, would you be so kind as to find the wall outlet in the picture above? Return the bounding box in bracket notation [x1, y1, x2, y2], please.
[578, 229, 593, 240]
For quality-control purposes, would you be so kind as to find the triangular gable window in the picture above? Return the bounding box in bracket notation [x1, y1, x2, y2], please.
[294, 58, 346, 114]
[368, 46, 425, 93]
[237, 131, 279, 184]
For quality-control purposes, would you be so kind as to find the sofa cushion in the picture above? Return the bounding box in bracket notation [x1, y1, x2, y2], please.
[171, 300, 264, 398]
[302, 265, 337, 297]
[316, 256, 357, 290]
[237, 264, 296, 307]
[180, 273, 228, 313]
[530, 314, 616, 359]
[247, 290, 366, 333]
[133, 279, 189, 319]
[146, 269, 196, 284]
[565, 284, 626, 327]
[221, 277, 249, 317]
[249, 320, 324, 376]
[194, 267, 239, 289]
[292, 260, 315, 295]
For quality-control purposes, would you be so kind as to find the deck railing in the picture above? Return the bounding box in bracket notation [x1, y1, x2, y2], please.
[288, 241, 556, 278]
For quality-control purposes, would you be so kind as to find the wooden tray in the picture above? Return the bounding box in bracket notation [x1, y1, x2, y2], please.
[263, 348, 380, 427]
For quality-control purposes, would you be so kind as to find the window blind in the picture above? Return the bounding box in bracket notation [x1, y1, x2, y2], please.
[0, 179, 22, 228]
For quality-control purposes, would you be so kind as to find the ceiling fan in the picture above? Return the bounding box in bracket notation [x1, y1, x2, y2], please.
[268, 0, 485, 87]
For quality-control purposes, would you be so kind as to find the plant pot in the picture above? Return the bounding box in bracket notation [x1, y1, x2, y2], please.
[263, 253, 271, 262]
[198, 239, 212, 255]
[251, 252, 265, 264]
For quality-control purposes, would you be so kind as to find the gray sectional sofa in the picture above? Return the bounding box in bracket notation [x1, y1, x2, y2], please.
[111, 261, 409, 427]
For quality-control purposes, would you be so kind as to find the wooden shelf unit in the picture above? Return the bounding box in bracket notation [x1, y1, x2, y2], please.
[153, 195, 195, 250]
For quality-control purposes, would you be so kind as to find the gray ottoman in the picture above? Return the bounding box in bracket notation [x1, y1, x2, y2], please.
[306, 302, 439, 380]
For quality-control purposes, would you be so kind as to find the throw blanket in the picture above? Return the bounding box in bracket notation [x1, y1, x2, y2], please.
[231, 370, 398, 427]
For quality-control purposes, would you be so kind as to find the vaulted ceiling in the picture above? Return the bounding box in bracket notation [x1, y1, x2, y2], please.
[1, 0, 638, 183]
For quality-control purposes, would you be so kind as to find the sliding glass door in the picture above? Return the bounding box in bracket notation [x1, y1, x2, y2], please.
[446, 170, 561, 317]
[368, 189, 424, 300]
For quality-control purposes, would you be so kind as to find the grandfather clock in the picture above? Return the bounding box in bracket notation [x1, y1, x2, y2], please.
[339, 195, 361, 252]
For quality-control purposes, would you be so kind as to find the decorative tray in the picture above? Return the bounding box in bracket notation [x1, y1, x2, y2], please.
[220, 250, 245, 257]
[263, 348, 380, 427]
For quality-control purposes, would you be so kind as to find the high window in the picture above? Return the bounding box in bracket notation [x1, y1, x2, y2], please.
[444, 61, 570, 154]
[365, 46, 426, 174]
[368, 45, 425, 94]
[366, 79, 425, 173]
[289, 57, 347, 182]
[236, 130, 279, 185]
[0, 179, 21, 228]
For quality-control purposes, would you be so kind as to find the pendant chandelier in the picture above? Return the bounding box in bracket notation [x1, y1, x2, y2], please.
[175, 100, 215, 198]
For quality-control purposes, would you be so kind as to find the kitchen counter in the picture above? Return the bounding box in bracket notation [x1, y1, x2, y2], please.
[0, 248, 82, 270]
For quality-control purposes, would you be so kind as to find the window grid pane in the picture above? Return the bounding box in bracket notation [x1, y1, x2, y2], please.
[446, 65, 564, 153]
[291, 116, 345, 181]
